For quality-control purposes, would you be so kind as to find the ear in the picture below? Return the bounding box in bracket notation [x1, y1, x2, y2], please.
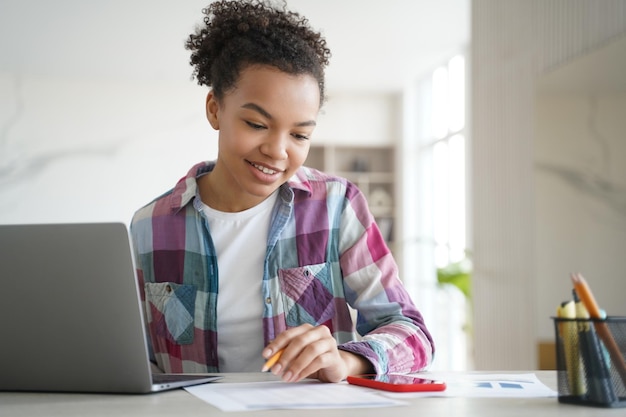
[205, 91, 220, 130]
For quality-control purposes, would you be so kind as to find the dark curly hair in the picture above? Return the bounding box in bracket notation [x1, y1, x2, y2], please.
[186, 0, 332, 105]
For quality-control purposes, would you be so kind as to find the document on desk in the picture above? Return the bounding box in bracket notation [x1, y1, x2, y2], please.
[185, 380, 408, 411]
[386, 373, 558, 398]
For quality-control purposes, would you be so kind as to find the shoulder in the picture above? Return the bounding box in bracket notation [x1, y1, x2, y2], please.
[289, 166, 361, 196]
[288, 166, 369, 210]
[131, 161, 212, 227]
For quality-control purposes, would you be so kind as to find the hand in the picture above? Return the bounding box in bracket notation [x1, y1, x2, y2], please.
[262, 324, 372, 383]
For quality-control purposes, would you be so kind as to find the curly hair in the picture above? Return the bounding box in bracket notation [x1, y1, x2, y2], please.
[186, 0, 332, 105]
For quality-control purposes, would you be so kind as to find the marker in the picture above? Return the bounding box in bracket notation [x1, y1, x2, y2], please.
[261, 349, 284, 372]
[557, 299, 585, 396]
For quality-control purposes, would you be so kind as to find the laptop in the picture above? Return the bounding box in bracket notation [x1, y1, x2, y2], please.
[0, 222, 221, 394]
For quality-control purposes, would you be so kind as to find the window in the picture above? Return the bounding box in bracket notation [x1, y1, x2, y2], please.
[404, 54, 469, 370]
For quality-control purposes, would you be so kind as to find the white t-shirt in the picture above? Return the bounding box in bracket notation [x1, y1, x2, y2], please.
[200, 192, 278, 372]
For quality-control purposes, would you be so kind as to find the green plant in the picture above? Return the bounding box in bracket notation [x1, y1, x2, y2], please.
[436, 257, 471, 301]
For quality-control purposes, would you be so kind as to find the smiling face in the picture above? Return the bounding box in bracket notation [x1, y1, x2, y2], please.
[201, 65, 321, 212]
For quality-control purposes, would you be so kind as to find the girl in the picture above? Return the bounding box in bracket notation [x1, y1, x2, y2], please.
[131, 0, 434, 383]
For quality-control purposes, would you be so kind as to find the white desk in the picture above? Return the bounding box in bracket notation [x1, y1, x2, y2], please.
[0, 371, 622, 416]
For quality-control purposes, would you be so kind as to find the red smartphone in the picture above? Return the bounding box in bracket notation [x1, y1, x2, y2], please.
[346, 374, 446, 392]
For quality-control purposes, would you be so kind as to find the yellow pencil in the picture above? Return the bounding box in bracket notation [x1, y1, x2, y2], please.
[261, 349, 284, 372]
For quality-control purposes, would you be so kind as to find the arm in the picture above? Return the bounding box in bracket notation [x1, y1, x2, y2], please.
[337, 184, 434, 375]
[262, 181, 433, 381]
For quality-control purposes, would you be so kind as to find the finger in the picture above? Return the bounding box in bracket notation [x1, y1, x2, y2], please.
[277, 325, 332, 366]
[262, 324, 316, 374]
[262, 323, 314, 359]
[279, 332, 338, 382]
[298, 351, 339, 382]
[286, 341, 338, 382]
[261, 348, 284, 372]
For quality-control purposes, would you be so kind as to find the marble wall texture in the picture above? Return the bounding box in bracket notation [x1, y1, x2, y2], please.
[0, 73, 214, 225]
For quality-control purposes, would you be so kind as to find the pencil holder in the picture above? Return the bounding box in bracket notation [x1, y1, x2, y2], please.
[553, 316, 626, 408]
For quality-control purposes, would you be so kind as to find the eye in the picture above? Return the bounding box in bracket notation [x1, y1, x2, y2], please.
[245, 121, 266, 130]
[292, 133, 310, 141]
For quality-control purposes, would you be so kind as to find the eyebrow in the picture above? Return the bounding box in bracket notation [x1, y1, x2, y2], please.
[241, 102, 316, 127]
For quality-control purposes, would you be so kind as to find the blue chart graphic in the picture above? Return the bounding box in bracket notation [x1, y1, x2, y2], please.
[499, 383, 523, 389]
[475, 382, 524, 389]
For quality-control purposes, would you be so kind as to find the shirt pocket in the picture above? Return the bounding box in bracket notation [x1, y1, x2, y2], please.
[278, 263, 335, 328]
[144, 282, 196, 345]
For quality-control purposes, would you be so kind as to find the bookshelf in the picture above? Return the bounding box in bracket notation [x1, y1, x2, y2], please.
[305, 144, 397, 247]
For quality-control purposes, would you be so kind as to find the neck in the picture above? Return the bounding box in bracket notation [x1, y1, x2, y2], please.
[198, 172, 263, 213]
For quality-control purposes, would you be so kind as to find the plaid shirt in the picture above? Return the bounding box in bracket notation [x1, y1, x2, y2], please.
[130, 161, 434, 374]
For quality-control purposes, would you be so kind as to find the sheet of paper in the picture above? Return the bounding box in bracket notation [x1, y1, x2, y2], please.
[185, 379, 408, 411]
[384, 372, 558, 398]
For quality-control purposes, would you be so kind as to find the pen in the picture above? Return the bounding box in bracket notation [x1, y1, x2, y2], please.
[573, 290, 617, 404]
[571, 272, 626, 387]
[261, 349, 284, 372]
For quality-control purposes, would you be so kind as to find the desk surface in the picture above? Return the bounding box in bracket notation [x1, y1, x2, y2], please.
[0, 371, 622, 416]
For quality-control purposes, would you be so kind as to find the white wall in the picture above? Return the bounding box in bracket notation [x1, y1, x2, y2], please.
[471, 0, 626, 370]
[0, 0, 217, 225]
[0, 73, 215, 225]
[315, 93, 399, 146]
[535, 94, 626, 340]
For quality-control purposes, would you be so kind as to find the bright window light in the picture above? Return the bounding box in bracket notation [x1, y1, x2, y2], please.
[413, 53, 468, 370]
[431, 67, 449, 139]
[448, 134, 466, 264]
[448, 56, 465, 132]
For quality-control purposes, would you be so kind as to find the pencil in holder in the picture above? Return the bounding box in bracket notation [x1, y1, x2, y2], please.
[553, 316, 626, 408]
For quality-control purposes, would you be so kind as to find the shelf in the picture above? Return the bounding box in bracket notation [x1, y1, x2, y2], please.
[306, 144, 396, 244]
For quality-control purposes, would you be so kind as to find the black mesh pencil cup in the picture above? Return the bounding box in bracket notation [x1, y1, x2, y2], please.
[553, 316, 626, 408]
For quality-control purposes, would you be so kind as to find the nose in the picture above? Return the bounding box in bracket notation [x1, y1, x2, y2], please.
[260, 132, 289, 160]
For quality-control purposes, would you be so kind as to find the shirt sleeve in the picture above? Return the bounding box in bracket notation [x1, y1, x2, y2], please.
[336, 183, 435, 374]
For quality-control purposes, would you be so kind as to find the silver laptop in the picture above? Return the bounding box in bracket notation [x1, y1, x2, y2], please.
[0, 222, 221, 394]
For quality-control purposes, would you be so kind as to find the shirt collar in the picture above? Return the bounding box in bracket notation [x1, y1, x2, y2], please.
[168, 161, 313, 213]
